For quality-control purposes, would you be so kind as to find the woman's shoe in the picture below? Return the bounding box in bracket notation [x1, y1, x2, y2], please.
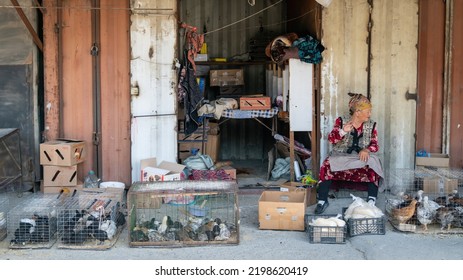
[314, 201, 329, 214]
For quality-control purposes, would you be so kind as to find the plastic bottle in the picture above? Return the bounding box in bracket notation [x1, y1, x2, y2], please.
[84, 170, 100, 188]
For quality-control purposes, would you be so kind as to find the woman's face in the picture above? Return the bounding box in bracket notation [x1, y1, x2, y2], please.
[356, 108, 372, 122]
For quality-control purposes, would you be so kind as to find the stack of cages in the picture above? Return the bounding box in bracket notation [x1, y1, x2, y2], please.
[7, 193, 65, 249]
[0, 196, 8, 241]
[56, 188, 126, 249]
[127, 180, 239, 247]
[385, 168, 463, 233]
[305, 214, 347, 244]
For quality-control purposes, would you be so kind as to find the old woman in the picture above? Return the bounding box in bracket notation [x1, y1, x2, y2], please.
[314, 93, 384, 214]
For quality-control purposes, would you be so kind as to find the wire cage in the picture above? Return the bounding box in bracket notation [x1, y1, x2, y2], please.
[55, 188, 126, 250]
[0, 196, 8, 241]
[7, 194, 64, 249]
[385, 168, 463, 234]
[127, 180, 240, 247]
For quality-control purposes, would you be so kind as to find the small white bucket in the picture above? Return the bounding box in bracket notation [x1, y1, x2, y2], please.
[100, 181, 125, 189]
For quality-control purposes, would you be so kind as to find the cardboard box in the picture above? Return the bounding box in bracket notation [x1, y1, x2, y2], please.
[43, 165, 78, 187]
[422, 177, 458, 194]
[221, 166, 236, 180]
[140, 158, 186, 182]
[178, 131, 208, 142]
[219, 85, 244, 95]
[194, 54, 208, 62]
[40, 180, 83, 194]
[239, 96, 271, 110]
[208, 122, 220, 135]
[416, 153, 450, 167]
[280, 182, 317, 207]
[258, 191, 306, 231]
[205, 134, 220, 162]
[178, 142, 204, 161]
[40, 139, 86, 166]
[210, 69, 244, 87]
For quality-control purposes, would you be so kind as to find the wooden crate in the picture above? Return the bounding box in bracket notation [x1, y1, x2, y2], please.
[239, 96, 271, 110]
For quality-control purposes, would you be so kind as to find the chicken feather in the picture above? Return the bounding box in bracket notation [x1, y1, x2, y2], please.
[391, 199, 417, 224]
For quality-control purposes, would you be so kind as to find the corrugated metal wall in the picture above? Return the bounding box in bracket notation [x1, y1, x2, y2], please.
[178, 0, 286, 160]
[449, 0, 463, 168]
[320, 0, 419, 171]
[0, 0, 39, 189]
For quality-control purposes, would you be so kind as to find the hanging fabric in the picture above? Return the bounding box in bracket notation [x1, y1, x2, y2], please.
[178, 51, 203, 135]
[178, 23, 205, 135]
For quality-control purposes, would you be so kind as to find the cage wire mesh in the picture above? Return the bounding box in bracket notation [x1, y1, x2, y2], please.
[56, 189, 126, 249]
[385, 167, 463, 233]
[0, 196, 8, 241]
[127, 180, 239, 247]
[7, 193, 65, 248]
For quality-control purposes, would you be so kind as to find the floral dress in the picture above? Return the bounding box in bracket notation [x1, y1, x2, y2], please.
[319, 117, 381, 186]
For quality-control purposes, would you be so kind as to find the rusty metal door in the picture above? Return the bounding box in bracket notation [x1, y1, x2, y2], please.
[59, 0, 131, 184]
[416, 0, 463, 168]
[448, 0, 463, 168]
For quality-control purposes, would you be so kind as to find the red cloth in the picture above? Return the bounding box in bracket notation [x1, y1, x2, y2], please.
[189, 169, 233, 181]
[185, 28, 204, 72]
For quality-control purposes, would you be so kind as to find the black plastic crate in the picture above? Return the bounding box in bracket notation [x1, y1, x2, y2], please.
[305, 214, 347, 244]
[342, 207, 386, 236]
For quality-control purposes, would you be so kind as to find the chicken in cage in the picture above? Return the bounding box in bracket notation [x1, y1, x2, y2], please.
[385, 168, 463, 233]
[56, 192, 126, 249]
[0, 196, 8, 241]
[127, 180, 239, 247]
[7, 195, 61, 249]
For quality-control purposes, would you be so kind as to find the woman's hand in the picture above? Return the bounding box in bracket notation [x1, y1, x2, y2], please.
[359, 148, 370, 162]
[343, 121, 354, 133]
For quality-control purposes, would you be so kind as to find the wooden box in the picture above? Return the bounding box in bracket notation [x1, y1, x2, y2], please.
[210, 69, 244, 87]
[239, 96, 271, 111]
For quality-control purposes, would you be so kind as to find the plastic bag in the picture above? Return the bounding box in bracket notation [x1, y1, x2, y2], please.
[183, 152, 215, 171]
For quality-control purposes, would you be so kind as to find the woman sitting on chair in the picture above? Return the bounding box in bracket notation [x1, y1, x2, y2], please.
[314, 93, 384, 214]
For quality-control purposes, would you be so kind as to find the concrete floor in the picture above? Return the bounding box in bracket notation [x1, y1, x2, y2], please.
[0, 160, 462, 261]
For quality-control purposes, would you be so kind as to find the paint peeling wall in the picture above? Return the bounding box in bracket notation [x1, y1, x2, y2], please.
[130, 0, 178, 181]
[319, 0, 418, 173]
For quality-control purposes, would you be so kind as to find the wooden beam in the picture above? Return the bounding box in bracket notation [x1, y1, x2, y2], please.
[10, 0, 43, 52]
[42, 0, 60, 141]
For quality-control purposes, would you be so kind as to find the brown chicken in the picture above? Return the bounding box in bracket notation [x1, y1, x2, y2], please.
[449, 196, 463, 207]
[391, 199, 418, 224]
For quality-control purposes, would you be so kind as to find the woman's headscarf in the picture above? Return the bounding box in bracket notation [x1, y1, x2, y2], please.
[348, 92, 372, 112]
